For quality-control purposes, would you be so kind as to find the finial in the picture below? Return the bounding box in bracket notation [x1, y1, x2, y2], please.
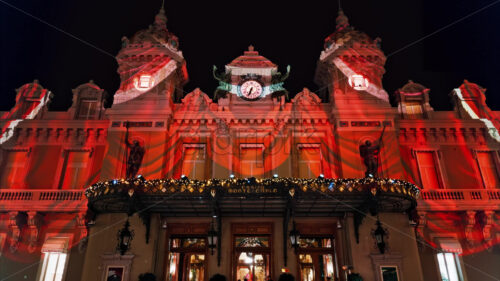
[248, 45, 254, 52]
[154, 0, 167, 27]
[338, 0, 342, 11]
[336, 9, 349, 30]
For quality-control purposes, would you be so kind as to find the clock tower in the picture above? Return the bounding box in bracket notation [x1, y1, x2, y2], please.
[214, 46, 289, 110]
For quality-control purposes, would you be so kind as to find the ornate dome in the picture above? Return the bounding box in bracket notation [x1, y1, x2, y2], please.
[324, 10, 378, 49]
[128, 7, 179, 49]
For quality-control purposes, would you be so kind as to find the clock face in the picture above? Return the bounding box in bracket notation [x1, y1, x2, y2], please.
[240, 80, 263, 100]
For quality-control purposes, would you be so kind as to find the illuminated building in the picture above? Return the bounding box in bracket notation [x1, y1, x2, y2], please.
[0, 6, 499, 281]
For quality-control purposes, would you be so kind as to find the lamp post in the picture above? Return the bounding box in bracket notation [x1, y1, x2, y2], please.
[117, 219, 134, 255]
[289, 221, 300, 252]
[207, 220, 218, 255]
[373, 218, 387, 254]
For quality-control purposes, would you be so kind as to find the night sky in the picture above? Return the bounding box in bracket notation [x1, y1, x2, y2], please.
[1, 0, 499, 111]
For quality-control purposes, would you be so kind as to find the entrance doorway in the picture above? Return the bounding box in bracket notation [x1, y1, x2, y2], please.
[231, 223, 273, 281]
[298, 254, 335, 281]
[297, 237, 338, 281]
[167, 238, 207, 281]
[236, 252, 270, 281]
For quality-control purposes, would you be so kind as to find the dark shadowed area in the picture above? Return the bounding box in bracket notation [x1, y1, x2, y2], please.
[1, 0, 499, 111]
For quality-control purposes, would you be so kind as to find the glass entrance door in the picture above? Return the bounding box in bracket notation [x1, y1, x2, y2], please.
[167, 237, 207, 281]
[186, 254, 205, 281]
[236, 252, 269, 281]
[297, 237, 337, 281]
[168, 253, 206, 281]
[299, 254, 335, 281]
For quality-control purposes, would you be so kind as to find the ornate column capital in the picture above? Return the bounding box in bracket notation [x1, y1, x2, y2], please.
[482, 210, 495, 244]
[8, 211, 20, 253]
[27, 211, 40, 253]
[464, 210, 477, 244]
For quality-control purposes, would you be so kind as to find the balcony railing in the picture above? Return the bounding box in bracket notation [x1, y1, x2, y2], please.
[0, 189, 86, 212]
[418, 189, 500, 211]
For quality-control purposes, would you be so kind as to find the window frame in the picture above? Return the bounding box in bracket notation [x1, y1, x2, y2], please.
[0, 148, 31, 189]
[36, 234, 73, 281]
[181, 144, 207, 180]
[472, 149, 500, 189]
[296, 144, 323, 178]
[435, 252, 465, 281]
[77, 99, 98, 120]
[239, 144, 265, 178]
[412, 148, 446, 189]
[56, 148, 94, 190]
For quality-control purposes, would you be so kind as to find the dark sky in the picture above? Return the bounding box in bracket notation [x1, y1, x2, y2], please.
[1, 0, 499, 111]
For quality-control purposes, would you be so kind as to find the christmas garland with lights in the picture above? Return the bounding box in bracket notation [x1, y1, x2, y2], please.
[85, 176, 420, 200]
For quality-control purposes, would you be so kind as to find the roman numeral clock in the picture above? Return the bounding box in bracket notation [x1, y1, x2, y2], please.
[213, 45, 290, 104]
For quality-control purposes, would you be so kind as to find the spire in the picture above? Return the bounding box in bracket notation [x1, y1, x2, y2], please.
[154, 1, 167, 30]
[336, 9, 349, 31]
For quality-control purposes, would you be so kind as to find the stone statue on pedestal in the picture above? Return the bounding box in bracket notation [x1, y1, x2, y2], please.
[125, 122, 145, 179]
[359, 126, 385, 177]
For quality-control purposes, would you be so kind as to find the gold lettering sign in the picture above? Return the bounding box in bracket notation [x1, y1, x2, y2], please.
[227, 186, 279, 194]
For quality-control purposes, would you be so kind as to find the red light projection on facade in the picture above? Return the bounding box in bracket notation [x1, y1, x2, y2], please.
[0, 80, 51, 145]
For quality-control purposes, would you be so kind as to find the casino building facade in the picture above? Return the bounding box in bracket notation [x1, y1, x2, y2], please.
[1, 6, 500, 281]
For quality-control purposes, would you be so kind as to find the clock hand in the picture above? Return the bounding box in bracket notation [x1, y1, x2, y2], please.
[248, 87, 254, 95]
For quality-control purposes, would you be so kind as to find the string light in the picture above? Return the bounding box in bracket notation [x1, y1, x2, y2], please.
[85, 177, 420, 200]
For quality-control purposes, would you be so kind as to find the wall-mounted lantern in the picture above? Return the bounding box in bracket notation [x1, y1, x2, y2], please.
[289, 221, 301, 251]
[117, 219, 134, 255]
[373, 218, 387, 254]
[207, 220, 218, 255]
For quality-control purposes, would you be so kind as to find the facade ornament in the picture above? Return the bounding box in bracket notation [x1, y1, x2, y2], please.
[482, 210, 495, 243]
[8, 212, 20, 253]
[464, 211, 476, 244]
[273, 119, 287, 135]
[181, 88, 213, 111]
[121, 36, 129, 48]
[291, 88, 321, 107]
[415, 211, 427, 251]
[216, 119, 229, 136]
[359, 127, 385, 177]
[77, 212, 89, 253]
[27, 211, 40, 253]
[125, 123, 145, 179]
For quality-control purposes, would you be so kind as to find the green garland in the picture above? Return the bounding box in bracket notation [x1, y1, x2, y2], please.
[85, 176, 420, 200]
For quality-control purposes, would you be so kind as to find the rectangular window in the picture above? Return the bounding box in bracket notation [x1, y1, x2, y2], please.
[240, 145, 264, 177]
[59, 151, 90, 189]
[38, 236, 70, 281]
[298, 145, 322, 178]
[77, 100, 97, 120]
[415, 151, 442, 189]
[437, 253, 462, 281]
[476, 151, 500, 189]
[139, 75, 152, 88]
[1, 150, 28, 188]
[405, 101, 424, 119]
[182, 145, 206, 180]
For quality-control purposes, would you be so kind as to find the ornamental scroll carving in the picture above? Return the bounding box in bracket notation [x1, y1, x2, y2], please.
[291, 88, 321, 108]
[181, 88, 213, 111]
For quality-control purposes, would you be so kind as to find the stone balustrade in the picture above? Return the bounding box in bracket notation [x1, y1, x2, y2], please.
[0, 189, 86, 212]
[418, 189, 500, 211]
